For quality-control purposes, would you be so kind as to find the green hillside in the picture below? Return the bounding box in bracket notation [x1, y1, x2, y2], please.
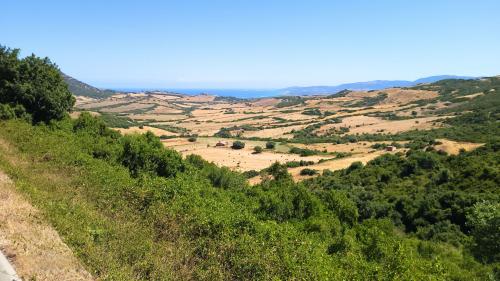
[62, 73, 115, 98]
[1, 46, 499, 280]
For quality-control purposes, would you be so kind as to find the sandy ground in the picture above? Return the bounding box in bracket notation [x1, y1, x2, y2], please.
[0, 171, 93, 281]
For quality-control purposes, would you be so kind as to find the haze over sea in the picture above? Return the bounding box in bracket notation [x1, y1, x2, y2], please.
[111, 88, 283, 99]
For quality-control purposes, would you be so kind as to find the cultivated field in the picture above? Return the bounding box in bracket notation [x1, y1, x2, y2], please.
[75, 86, 485, 181]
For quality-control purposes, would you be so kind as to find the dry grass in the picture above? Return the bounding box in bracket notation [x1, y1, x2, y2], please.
[346, 116, 445, 134]
[241, 124, 308, 139]
[69, 111, 100, 119]
[0, 170, 93, 281]
[434, 139, 483, 155]
[114, 126, 179, 136]
[99, 103, 155, 113]
[127, 114, 188, 121]
[163, 137, 330, 171]
[381, 88, 438, 104]
[288, 151, 389, 181]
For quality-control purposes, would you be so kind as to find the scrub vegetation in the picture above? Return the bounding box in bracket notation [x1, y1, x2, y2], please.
[0, 46, 499, 280]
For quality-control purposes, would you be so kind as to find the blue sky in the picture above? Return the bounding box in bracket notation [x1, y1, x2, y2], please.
[1, 0, 499, 88]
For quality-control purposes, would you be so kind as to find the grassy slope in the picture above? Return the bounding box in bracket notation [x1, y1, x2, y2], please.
[0, 118, 496, 280]
[0, 78, 498, 280]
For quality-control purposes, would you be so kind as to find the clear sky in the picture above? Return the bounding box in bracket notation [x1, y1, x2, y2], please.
[1, 0, 499, 88]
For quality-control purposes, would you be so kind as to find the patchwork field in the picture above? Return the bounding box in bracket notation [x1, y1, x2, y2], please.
[75, 86, 486, 181]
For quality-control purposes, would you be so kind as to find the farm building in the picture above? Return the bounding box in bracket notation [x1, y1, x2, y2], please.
[215, 141, 228, 147]
[385, 145, 396, 152]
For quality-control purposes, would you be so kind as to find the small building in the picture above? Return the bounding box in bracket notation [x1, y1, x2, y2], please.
[385, 145, 396, 152]
[215, 141, 227, 147]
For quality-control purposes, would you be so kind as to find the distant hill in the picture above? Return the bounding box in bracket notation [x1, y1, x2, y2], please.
[62, 73, 115, 98]
[282, 75, 475, 95]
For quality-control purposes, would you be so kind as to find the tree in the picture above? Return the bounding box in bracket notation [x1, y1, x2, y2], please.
[253, 146, 263, 154]
[266, 141, 276, 149]
[300, 168, 317, 176]
[232, 141, 245, 149]
[0, 46, 75, 123]
[467, 201, 500, 263]
[0, 104, 16, 120]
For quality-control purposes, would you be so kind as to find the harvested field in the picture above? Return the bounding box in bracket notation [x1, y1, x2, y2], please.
[316, 116, 383, 135]
[127, 114, 188, 121]
[99, 102, 155, 113]
[346, 116, 445, 134]
[292, 141, 407, 154]
[163, 137, 332, 171]
[242, 124, 309, 139]
[178, 94, 216, 102]
[146, 105, 185, 114]
[114, 126, 179, 136]
[434, 139, 483, 155]
[289, 151, 389, 180]
[74, 88, 465, 183]
[381, 89, 438, 104]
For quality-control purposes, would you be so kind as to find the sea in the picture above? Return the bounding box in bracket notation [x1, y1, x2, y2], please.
[111, 88, 284, 99]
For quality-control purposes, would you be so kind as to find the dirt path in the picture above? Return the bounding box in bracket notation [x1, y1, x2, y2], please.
[0, 170, 93, 281]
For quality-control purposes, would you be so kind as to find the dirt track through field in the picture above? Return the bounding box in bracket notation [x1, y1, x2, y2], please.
[0, 170, 93, 281]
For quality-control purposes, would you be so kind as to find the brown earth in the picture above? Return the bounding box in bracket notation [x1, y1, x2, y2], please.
[0, 170, 93, 281]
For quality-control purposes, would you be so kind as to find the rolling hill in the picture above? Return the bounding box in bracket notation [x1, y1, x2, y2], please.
[62, 73, 115, 98]
[282, 75, 475, 95]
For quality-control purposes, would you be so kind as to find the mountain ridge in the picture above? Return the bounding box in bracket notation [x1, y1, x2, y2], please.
[62, 73, 115, 99]
[282, 75, 475, 95]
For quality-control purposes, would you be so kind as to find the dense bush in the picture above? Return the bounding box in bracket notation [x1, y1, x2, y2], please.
[253, 146, 263, 153]
[0, 51, 498, 279]
[300, 168, 318, 176]
[0, 46, 75, 123]
[232, 140, 245, 149]
[265, 141, 276, 149]
[289, 146, 320, 156]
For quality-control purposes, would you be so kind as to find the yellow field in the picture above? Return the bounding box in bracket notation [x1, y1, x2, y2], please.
[75, 87, 484, 182]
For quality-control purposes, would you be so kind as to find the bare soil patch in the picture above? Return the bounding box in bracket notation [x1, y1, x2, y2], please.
[0, 170, 93, 281]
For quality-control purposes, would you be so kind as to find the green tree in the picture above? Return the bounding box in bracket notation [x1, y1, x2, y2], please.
[0, 46, 75, 123]
[266, 141, 276, 149]
[467, 201, 500, 263]
[232, 141, 245, 149]
[253, 146, 263, 153]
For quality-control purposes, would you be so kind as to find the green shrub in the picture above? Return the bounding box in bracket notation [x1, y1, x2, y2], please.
[0, 104, 16, 120]
[253, 146, 263, 154]
[231, 141, 245, 149]
[265, 141, 276, 149]
[300, 168, 318, 176]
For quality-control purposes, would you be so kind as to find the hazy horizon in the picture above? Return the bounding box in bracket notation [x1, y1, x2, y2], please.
[2, 0, 499, 88]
